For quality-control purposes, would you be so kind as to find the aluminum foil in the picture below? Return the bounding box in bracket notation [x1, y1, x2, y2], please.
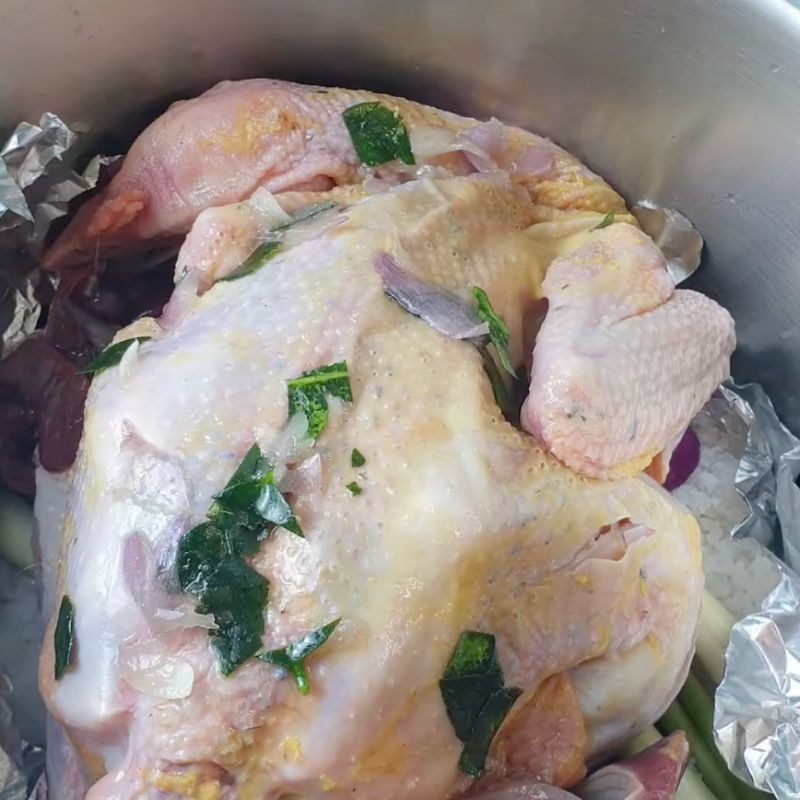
[0, 113, 119, 800]
[632, 203, 703, 283]
[0, 690, 45, 800]
[705, 382, 800, 799]
[721, 382, 800, 572]
[715, 571, 800, 799]
[0, 113, 119, 358]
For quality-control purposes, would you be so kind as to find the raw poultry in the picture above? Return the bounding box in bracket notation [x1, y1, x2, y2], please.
[37, 80, 734, 799]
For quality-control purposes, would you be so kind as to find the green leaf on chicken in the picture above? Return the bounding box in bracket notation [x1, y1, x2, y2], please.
[473, 287, 516, 378]
[220, 241, 283, 282]
[176, 443, 304, 676]
[343, 101, 415, 167]
[79, 337, 152, 376]
[439, 630, 522, 777]
[287, 362, 353, 440]
[258, 618, 341, 695]
[54, 594, 76, 680]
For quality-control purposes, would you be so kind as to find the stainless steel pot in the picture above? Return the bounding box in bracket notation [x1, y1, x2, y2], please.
[1, 0, 799, 427]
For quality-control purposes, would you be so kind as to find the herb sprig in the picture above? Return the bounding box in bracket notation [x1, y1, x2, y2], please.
[439, 631, 522, 776]
[473, 287, 515, 378]
[53, 595, 75, 680]
[343, 101, 415, 167]
[221, 241, 282, 282]
[288, 362, 352, 440]
[79, 337, 151, 376]
[176, 443, 302, 675]
[592, 210, 616, 230]
[220, 200, 339, 283]
[258, 618, 341, 695]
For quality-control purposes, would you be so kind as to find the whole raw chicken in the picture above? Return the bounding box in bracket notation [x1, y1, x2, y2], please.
[38, 80, 734, 800]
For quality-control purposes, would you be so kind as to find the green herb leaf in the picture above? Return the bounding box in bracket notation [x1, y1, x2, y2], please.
[176, 444, 303, 676]
[273, 200, 338, 232]
[345, 481, 362, 496]
[473, 288, 515, 377]
[287, 362, 352, 440]
[342, 101, 415, 167]
[458, 687, 523, 777]
[592, 210, 616, 230]
[78, 337, 151, 376]
[442, 631, 498, 680]
[220, 241, 282, 282]
[439, 630, 522, 776]
[214, 443, 272, 509]
[217, 200, 339, 286]
[478, 346, 515, 422]
[351, 448, 366, 468]
[53, 595, 75, 680]
[258, 618, 341, 695]
[177, 525, 269, 676]
[212, 444, 303, 538]
[197, 558, 269, 676]
[177, 523, 226, 592]
[440, 632, 502, 740]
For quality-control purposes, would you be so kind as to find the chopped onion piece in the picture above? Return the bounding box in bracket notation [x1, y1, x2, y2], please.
[664, 427, 701, 491]
[117, 338, 141, 379]
[248, 187, 293, 228]
[119, 642, 194, 700]
[271, 412, 315, 465]
[408, 125, 459, 162]
[153, 603, 217, 631]
[511, 145, 554, 178]
[374, 252, 489, 341]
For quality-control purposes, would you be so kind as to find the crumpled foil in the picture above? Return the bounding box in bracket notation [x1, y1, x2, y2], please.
[708, 381, 800, 799]
[632, 203, 703, 284]
[715, 572, 800, 799]
[0, 689, 45, 800]
[721, 382, 800, 572]
[0, 112, 119, 358]
[0, 113, 118, 800]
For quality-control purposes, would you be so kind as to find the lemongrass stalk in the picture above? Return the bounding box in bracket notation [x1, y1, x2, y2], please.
[621, 725, 661, 755]
[677, 766, 723, 800]
[679, 672, 715, 745]
[695, 590, 735, 688]
[679, 674, 763, 800]
[0, 490, 34, 568]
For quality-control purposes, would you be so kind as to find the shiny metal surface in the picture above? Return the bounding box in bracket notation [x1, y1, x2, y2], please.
[0, 0, 799, 424]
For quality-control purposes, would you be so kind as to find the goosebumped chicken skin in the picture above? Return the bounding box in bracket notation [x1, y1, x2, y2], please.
[40, 173, 705, 800]
[42, 78, 627, 268]
[522, 224, 735, 478]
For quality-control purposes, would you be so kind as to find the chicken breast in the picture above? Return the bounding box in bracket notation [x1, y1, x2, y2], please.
[40, 171, 707, 800]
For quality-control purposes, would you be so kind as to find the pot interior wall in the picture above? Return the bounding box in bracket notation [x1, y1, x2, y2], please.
[1, 0, 799, 425]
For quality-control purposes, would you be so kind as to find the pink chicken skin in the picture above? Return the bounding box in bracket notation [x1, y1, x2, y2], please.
[42, 79, 626, 269]
[37, 80, 734, 800]
[522, 223, 735, 479]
